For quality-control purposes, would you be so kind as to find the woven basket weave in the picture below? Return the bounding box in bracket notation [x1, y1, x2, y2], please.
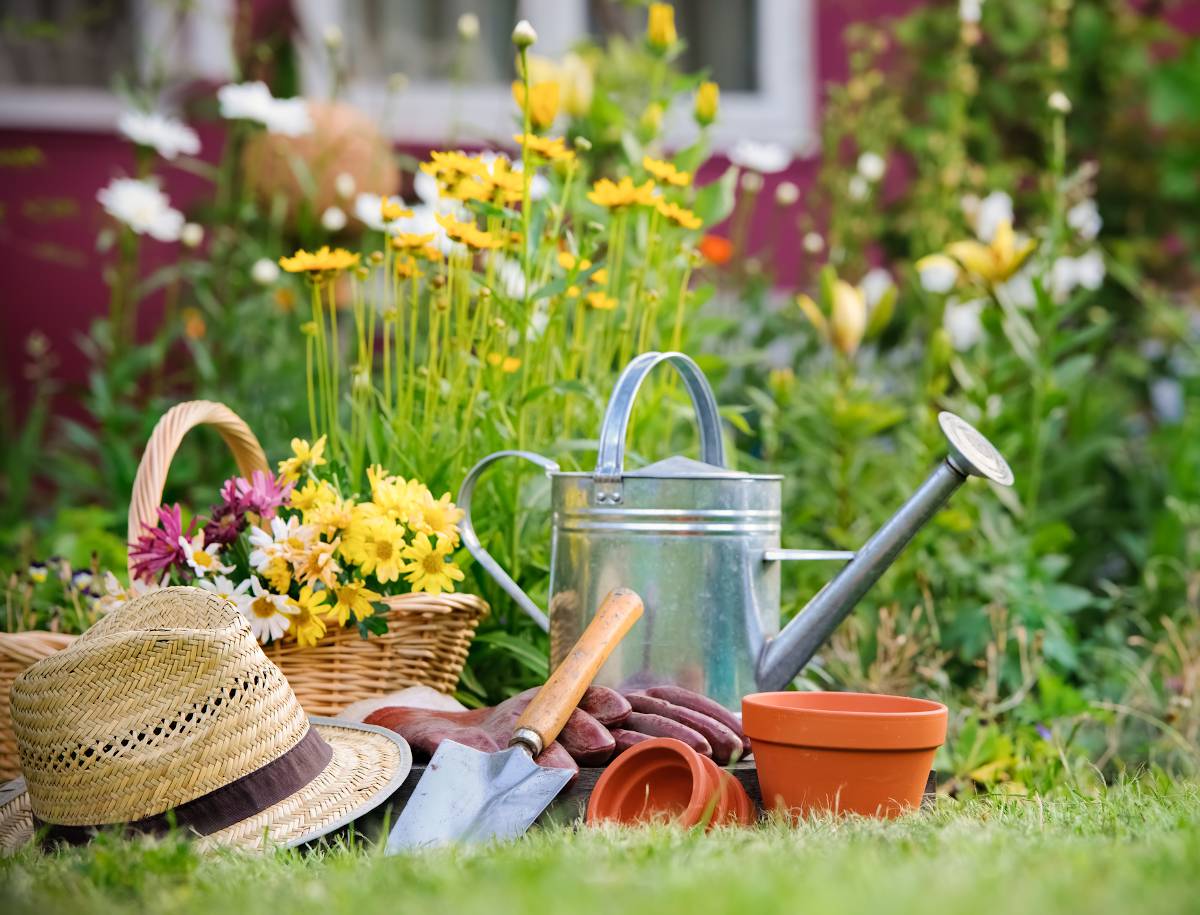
[0, 631, 77, 780]
[125, 401, 488, 719]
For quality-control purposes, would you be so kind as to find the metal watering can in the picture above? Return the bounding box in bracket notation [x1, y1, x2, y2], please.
[458, 351, 1014, 711]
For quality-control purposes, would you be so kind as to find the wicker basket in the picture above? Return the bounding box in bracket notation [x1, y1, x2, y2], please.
[126, 400, 488, 718]
[0, 631, 77, 780]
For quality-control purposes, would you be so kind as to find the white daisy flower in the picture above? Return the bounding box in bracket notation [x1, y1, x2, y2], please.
[1067, 199, 1102, 241]
[197, 574, 252, 608]
[248, 515, 313, 572]
[179, 532, 234, 579]
[93, 571, 168, 617]
[217, 82, 312, 136]
[117, 110, 201, 160]
[729, 139, 792, 174]
[241, 576, 296, 643]
[97, 177, 184, 242]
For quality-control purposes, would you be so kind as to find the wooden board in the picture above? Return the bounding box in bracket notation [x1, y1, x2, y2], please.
[381, 762, 938, 827]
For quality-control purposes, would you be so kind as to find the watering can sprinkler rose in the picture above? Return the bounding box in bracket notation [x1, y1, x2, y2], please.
[459, 352, 1013, 711]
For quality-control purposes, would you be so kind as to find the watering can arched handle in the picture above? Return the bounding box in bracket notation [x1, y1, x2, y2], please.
[456, 450, 559, 632]
[594, 352, 726, 490]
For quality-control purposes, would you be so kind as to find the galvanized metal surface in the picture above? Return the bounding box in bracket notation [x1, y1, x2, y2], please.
[384, 741, 573, 852]
[459, 352, 1015, 711]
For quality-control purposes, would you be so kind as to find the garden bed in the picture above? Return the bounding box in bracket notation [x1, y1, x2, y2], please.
[2, 784, 1197, 915]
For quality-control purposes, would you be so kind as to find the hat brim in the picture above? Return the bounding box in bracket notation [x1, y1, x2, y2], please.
[0, 717, 411, 853]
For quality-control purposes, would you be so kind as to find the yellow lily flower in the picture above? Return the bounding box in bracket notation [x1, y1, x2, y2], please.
[945, 220, 1036, 285]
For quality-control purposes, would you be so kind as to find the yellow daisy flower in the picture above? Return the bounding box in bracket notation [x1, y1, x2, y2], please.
[278, 246, 360, 274]
[411, 491, 465, 545]
[655, 199, 703, 230]
[327, 579, 383, 626]
[486, 353, 522, 373]
[340, 513, 408, 584]
[513, 133, 575, 163]
[391, 232, 436, 250]
[292, 536, 342, 590]
[643, 156, 691, 187]
[394, 255, 423, 279]
[305, 496, 357, 538]
[288, 586, 329, 647]
[381, 199, 413, 221]
[400, 533, 465, 595]
[587, 176, 658, 209]
[436, 213, 504, 250]
[277, 435, 328, 483]
[586, 290, 618, 310]
[290, 478, 337, 512]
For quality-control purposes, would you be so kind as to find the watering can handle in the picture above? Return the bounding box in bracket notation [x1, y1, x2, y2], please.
[594, 351, 726, 486]
[456, 450, 560, 632]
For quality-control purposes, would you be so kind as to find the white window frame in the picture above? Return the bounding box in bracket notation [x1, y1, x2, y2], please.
[0, 0, 235, 130]
[296, 0, 816, 154]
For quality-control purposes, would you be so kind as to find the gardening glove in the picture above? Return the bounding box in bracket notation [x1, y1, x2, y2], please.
[613, 686, 750, 766]
[364, 686, 631, 775]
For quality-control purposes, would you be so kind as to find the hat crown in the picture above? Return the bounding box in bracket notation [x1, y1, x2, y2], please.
[11, 588, 309, 827]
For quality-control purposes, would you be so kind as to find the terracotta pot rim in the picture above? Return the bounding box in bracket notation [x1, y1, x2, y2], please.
[586, 737, 716, 827]
[743, 691, 947, 719]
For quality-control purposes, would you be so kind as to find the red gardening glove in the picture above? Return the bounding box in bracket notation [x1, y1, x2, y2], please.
[365, 686, 631, 775]
[614, 686, 749, 765]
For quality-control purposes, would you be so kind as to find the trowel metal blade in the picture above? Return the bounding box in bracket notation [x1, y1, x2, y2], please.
[385, 740, 573, 852]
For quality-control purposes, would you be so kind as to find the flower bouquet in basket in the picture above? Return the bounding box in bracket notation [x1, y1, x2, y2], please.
[128, 435, 466, 648]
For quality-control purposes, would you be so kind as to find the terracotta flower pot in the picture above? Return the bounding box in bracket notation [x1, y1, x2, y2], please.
[743, 691, 947, 819]
[585, 737, 753, 828]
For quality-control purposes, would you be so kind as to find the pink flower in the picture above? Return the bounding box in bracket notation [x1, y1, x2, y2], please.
[205, 471, 293, 545]
[129, 504, 194, 582]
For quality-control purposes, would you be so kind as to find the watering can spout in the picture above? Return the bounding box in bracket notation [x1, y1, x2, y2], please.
[756, 412, 1014, 693]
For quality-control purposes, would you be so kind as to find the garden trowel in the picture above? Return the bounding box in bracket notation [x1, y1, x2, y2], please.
[385, 587, 644, 851]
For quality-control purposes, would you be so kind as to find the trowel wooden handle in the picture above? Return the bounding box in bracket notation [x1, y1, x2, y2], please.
[510, 588, 643, 755]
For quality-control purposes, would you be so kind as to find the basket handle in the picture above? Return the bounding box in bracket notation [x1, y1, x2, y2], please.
[127, 401, 270, 573]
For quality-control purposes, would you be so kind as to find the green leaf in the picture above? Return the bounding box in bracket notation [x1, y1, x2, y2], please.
[692, 166, 737, 227]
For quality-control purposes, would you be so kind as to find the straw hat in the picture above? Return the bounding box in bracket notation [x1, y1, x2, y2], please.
[0, 587, 411, 852]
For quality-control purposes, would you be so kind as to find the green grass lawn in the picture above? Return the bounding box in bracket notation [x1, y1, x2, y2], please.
[3, 781, 1199, 915]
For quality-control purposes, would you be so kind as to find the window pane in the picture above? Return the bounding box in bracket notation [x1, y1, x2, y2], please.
[340, 0, 519, 85]
[587, 0, 757, 92]
[0, 0, 135, 88]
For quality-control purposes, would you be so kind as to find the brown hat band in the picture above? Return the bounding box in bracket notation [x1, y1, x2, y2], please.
[34, 727, 333, 846]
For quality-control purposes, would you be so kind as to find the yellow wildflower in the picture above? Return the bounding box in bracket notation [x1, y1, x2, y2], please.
[591, 268, 609, 285]
[305, 496, 357, 538]
[422, 150, 488, 178]
[327, 579, 382, 626]
[586, 290, 618, 310]
[655, 199, 703, 230]
[514, 133, 575, 163]
[945, 220, 1037, 285]
[292, 537, 342, 590]
[277, 435, 327, 482]
[694, 81, 720, 127]
[646, 2, 677, 50]
[512, 80, 560, 130]
[261, 555, 292, 594]
[643, 156, 691, 187]
[278, 246, 360, 274]
[288, 586, 329, 647]
[415, 244, 443, 262]
[436, 212, 503, 250]
[587, 176, 658, 209]
[487, 353, 522, 373]
[290, 478, 337, 512]
[411, 491, 465, 544]
[394, 255, 423, 279]
[380, 199, 413, 221]
[400, 532, 465, 595]
[339, 512, 408, 584]
[557, 251, 591, 272]
[391, 232, 436, 250]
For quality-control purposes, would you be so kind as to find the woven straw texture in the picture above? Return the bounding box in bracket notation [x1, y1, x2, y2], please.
[0, 633, 77, 781]
[127, 400, 488, 717]
[1, 588, 410, 852]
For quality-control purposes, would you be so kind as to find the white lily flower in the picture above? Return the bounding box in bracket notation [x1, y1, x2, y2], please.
[117, 110, 201, 160]
[97, 177, 184, 242]
[1067, 199, 1102, 241]
[943, 297, 986, 350]
[729, 139, 792, 174]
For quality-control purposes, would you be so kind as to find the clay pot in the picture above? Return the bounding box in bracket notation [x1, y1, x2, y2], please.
[585, 737, 754, 829]
[241, 100, 398, 225]
[743, 691, 947, 819]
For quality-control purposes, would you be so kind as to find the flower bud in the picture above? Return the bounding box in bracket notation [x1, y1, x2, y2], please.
[334, 172, 356, 199]
[830, 279, 868, 356]
[774, 181, 800, 207]
[694, 81, 719, 127]
[802, 231, 824, 254]
[323, 24, 343, 50]
[647, 3, 677, 51]
[252, 258, 280, 286]
[512, 19, 537, 49]
[180, 222, 204, 248]
[1048, 90, 1071, 114]
[457, 12, 480, 40]
[321, 206, 347, 232]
